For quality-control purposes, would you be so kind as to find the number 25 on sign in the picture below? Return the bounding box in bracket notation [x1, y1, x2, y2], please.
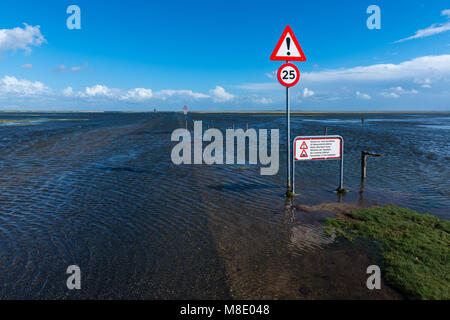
[277, 63, 300, 87]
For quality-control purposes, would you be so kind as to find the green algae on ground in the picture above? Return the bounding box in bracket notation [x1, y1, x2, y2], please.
[324, 205, 450, 300]
[285, 190, 295, 198]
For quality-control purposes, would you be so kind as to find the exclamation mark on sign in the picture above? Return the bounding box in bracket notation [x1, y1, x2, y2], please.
[286, 37, 291, 56]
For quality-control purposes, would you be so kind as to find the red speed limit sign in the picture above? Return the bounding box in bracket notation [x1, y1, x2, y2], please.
[277, 63, 300, 87]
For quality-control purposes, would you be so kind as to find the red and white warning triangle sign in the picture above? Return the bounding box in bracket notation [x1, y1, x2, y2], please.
[270, 25, 306, 61]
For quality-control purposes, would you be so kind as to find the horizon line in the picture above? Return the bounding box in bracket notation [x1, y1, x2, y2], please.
[0, 110, 449, 114]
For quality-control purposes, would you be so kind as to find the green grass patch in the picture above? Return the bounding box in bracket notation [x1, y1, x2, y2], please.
[324, 205, 450, 300]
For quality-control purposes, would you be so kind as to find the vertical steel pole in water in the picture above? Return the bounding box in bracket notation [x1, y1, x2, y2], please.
[286, 86, 291, 193]
[292, 141, 295, 194]
[339, 138, 344, 190]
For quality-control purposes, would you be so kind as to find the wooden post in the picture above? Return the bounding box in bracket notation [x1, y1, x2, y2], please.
[361, 151, 367, 179]
[361, 151, 382, 179]
[324, 127, 328, 136]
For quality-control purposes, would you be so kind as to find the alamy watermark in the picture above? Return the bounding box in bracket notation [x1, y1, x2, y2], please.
[67, 5, 81, 30]
[171, 121, 279, 175]
[366, 265, 381, 290]
[66, 265, 81, 290]
[366, 5, 381, 30]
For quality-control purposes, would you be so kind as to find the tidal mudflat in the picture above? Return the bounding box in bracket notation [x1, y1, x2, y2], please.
[0, 111, 448, 299]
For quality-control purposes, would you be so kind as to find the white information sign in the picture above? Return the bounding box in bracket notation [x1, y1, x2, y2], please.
[294, 136, 342, 161]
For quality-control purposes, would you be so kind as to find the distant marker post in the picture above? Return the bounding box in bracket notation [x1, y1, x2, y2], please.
[270, 25, 306, 196]
[183, 105, 188, 130]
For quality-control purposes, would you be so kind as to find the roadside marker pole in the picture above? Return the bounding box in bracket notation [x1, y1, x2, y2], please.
[286, 84, 291, 191]
[270, 25, 306, 196]
[183, 105, 188, 130]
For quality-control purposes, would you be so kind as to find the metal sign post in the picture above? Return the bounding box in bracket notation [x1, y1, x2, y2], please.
[292, 135, 345, 194]
[270, 25, 306, 196]
[286, 85, 291, 191]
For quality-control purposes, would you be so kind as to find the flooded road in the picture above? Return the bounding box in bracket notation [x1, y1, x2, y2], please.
[0, 112, 447, 299]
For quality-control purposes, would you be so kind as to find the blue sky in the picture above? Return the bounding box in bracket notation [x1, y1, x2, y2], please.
[0, 0, 449, 111]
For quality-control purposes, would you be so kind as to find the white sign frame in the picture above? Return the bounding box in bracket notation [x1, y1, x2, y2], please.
[292, 135, 344, 194]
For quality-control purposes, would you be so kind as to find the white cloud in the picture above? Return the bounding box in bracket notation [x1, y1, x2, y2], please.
[62, 86, 74, 97]
[381, 86, 418, 98]
[258, 97, 272, 104]
[62, 85, 210, 103]
[303, 55, 450, 82]
[250, 96, 272, 105]
[54, 65, 67, 73]
[21, 63, 33, 70]
[393, 10, 450, 43]
[209, 86, 234, 102]
[238, 82, 277, 91]
[0, 24, 46, 55]
[83, 84, 115, 97]
[234, 54, 450, 108]
[0, 75, 49, 96]
[53, 64, 85, 73]
[414, 78, 432, 88]
[303, 88, 315, 98]
[381, 92, 400, 99]
[356, 91, 371, 100]
[0, 76, 241, 107]
[244, 55, 450, 89]
[156, 89, 209, 99]
[121, 88, 153, 101]
[392, 86, 418, 95]
[62, 85, 117, 98]
[393, 23, 450, 43]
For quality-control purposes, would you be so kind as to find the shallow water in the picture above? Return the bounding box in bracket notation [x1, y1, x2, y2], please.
[0, 112, 447, 299]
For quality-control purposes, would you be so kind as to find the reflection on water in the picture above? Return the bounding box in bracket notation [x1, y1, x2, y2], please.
[290, 224, 335, 253]
[0, 112, 447, 299]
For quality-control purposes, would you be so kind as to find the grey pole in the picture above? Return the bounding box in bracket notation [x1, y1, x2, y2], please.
[361, 151, 382, 179]
[286, 85, 291, 193]
[339, 138, 344, 190]
[361, 151, 367, 179]
[292, 140, 295, 194]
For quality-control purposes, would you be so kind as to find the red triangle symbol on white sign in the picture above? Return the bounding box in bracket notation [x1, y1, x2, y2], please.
[270, 25, 306, 61]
